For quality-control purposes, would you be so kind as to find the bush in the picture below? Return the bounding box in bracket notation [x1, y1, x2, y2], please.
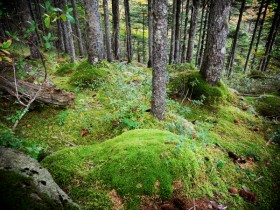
[69, 61, 108, 88]
[55, 62, 78, 76]
[254, 95, 280, 117]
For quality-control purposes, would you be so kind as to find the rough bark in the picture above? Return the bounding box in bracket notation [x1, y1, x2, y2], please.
[124, 0, 133, 63]
[200, 0, 231, 86]
[244, 0, 265, 73]
[19, 0, 41, 60]
[227, 0, 246, 77]
[148, 0, 154, 67]
[198, 2, 209, 67]
[174, 0, 182, 63]
[103, 0, 113, 62]
[151, 0, 168, 121]
[70, 0, 84, 58]
[181, 0, 191, 63]
[186, 0, 201, 63]
[112, 0, 120, 60]
[57, 19, 65, 52]
[85, 0, 104, 63]
[169, 0, 177, 64]
[196, 1, 206, 66]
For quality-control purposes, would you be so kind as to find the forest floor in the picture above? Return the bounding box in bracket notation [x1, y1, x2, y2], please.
[0, 56, 279, 210]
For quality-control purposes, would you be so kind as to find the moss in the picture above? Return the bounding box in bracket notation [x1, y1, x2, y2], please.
[254, 95, 280, 117]
[42, 129, 199, 209]
[247, 70, 267, 79]
[55, 62, 78, 76]
[69, 61, 108, 88]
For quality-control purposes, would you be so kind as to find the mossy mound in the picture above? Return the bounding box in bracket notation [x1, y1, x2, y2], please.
[254, 95, 280, 117]
[42, 129, 199, 209]
[247, 70, 267, 79]
[55, 62, 78, 76]
[169, 71, 234, 104]
[69, 61, 108, 88]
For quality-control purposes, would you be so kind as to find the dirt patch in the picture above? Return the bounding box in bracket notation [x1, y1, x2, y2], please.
[109, 189, 123, 210]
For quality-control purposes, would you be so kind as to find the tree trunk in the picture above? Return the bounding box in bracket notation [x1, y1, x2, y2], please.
[85, 0, 104, 64]
[200, 0, 231, 85]
[195, 1, 206, 66]
[244, 0, 265, 73]
[103, 0, 113, 62]
[70, 0, 84, 58]
[169, 0, 177, 64]
[227, 0, 246, 77]
[124, 0, 133, 63]
[19, 0, 41, 59]
[57, 19, 65, 52]
[181, 0, 190, 63]
[198, 2, 209, 67]
[174, 0, 181, 63]
[148, 0, 154, 67]
[258, 2, 280, 71]
[251, 0, 269, 70]
[151, 0, 168, 121]
[112, 0, 120, 60]
[186, 0, 200, 63]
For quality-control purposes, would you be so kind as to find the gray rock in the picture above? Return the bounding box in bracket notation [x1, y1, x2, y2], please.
[0, 147, 80, 209]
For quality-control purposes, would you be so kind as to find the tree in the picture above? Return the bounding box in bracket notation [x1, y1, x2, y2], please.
[200, 0, 231, 85]
[169, 0, 177, 64]
[181, 0, 191, 63]
[103, 0, 113, 62]
[227, 0, 246, 77]
[186, 0, 200, 63]
[151, 0, 168, 120]
[85, 0, 104, 63]
[148, 0, 153, 67]
[124, 0, 133, 63]
[174, 0, 182, 63]
[112, 0, 120, 60]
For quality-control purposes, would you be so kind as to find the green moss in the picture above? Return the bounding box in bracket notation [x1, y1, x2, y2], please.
[42, 129, 199, 209]
[55, 62, 78, 76]
[254, 95, 280, 116]
[247, 70, 267, 79]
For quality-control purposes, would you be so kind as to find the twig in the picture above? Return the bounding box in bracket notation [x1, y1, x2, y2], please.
[254, 176, 264, 182]
[210, 166, 214, 176]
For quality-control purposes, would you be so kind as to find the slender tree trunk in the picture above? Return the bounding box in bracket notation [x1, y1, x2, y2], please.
[57, 19, 65, 52]
[174, 0, 182, 63]
[186, 0, 200, 63]
[198, 3, 209, 67]
[142, 6, 146, 63]
[71, 0, 84, 58]
[259, 2, 280, 71]
[28, 0, 43, 47]
[85, 0, 104, 63]
[181, 0, 190, 63]
[200, 0, 231, 85]
[112, 0, 120, 60]
[196, 1, 206, 66]
[169, 0, 177, 64]
[148, 0, 154, 67]
[151, 0, 168, 121]
[244, 0, 265, 73]
[103, 0, 113, 62]
[124, 0, 133, 63]
[251, 0, 270, 70]
[227, 0, 246, 77]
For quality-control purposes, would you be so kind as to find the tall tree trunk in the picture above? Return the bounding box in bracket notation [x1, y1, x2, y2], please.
[244, 0, 265, 73]
[198, 2, 209, 67]
[186, 0, 200, 63]
[148, 0, 154, 67]
[151, 0, 168, 121]
[19, 0, 40, 59]
[124, 0, 133, 63]
[85, 0, 104, 63]
[169, 0, 177, 64]
[71, 0, 84, 58]
[200, 0, 231, 85]
[181, 0, 190, 63]
[227, 0, 246, 77]
[28, 0, 43, 47]
[142, 6, 146, 63]
[251, 0, 270, 70]
[112, 0, 120, 60]
[174, 0, 181, 63]
[259, 2, 280, 71]
[195, 1, 206, 66]
[103, 0, 113, 62]
[54, 0, 65, 52]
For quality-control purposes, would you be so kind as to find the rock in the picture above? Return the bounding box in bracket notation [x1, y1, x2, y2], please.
[0, 148, 80, 209]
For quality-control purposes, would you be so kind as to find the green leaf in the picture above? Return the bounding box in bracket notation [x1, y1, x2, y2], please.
[60, 14, 67, 22]
[64, 6, 68, 11]
[43, 36, 48, 41]
[47, 32, 51, 39]
[51, 7, 62, 12]
[45, 42, 51, 49]
[66, 14, 75, 24]
[45, 1, 51, 10]
[2, 40, 12, 49]
[5, 31, 10, 36]
[44, 17, 51, 28]
[67, 8, 73, 12]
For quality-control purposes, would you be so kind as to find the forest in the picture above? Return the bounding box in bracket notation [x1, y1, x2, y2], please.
[0, 0, 279, 209]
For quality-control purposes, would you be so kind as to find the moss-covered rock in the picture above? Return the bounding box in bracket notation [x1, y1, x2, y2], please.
[254, 95, 280, 117]
[42, 129, 199, 209]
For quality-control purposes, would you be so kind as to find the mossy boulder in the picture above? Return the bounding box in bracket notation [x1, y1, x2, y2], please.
[55, 62, 78, 76]
[42, 129, 199, 209]
[69, 61, 108, 88]
[254, 95, 280, 117]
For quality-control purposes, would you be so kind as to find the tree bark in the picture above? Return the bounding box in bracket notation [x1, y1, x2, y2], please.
[174, 0, 182, 63]
[112, 0, 120, 60]
[124, 0, 133, 63]
[169, 0, 177, 64]
[148, 0, 154, 67]
[244, 0, 265, 73]
[227, 0, 246, 77]
[186, 0, 200, 63]
[70, 0, 84, 58]
[198, 2, 209, 67]
[85, 0, 104, 64]
[151, 0, 168, 121]
[200, 0, 231, 86]
[195, 1, 206, 66]
[181, 0, 190, 63]
[102, 0, 113, 62]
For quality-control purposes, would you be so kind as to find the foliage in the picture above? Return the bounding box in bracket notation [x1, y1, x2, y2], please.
[55, 62, 78, 76]
[0, 39, 12, 62]
[254, 95, 280, 117]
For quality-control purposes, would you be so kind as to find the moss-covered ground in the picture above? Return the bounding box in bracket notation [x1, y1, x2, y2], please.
[0, 60, 279, 209]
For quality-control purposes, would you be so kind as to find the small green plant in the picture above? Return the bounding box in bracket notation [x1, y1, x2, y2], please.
[55, 110, 68, 126]
[216, 160, 226, 170]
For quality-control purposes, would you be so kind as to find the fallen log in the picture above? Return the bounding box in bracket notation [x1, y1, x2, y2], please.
[0, 75, 75, 106]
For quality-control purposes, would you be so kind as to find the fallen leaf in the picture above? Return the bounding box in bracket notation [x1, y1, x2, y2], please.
[26, 124, 31, 128]
[234, 118, 239, 124]
[81, 129, 88, 137]
[228, 187, 239, 194]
